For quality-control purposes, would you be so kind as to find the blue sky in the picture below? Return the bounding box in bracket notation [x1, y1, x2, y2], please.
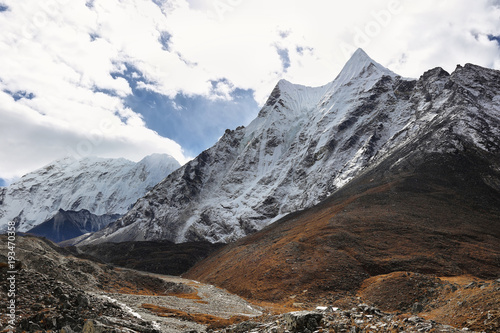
[489, 35, 500, 46]
[113, 63, 259, 157]
[125, 90, 259, 157]
[0, 0, 499, 185]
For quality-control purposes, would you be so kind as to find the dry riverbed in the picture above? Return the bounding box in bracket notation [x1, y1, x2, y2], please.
[91, 273, 263, 333]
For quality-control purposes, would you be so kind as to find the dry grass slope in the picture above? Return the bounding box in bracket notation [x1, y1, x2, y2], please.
[141, 303, 250, 330]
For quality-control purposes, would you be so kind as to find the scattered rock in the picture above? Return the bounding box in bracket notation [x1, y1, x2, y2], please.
[82, 319, 113, 333]
[412, 302, 424, 313]
[283, 311, 323, 332]
[213, 303, 481, 333]
[225, 321, 259, 333]
[60, 325, 76, 333]
[407, 316, 424, 324]
[465, 282, 477, 289]
[77, 293, 90, 308]
[31, 302, 44, 311]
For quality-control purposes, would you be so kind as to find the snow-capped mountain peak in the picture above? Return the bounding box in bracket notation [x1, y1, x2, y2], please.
[256, 49, 395, 122]
[0, 154, 180, 232]
[330, 48, 398, 91]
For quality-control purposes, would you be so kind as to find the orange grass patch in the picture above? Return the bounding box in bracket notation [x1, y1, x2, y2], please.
[169, 291, 203, 300]
[438, 275, 482, 286]
[141, 303, 250, 329]
[196, 300, 209, 304]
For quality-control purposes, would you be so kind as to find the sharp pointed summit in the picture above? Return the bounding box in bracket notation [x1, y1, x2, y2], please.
[333, 48, 398, 87]
[259, 49, 395, 120]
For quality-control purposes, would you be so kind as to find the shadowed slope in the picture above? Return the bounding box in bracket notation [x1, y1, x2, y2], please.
[69, 240, 225, 275]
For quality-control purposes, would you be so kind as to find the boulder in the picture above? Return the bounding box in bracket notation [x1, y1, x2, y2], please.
[283, 311, 323, 332]
[82, 320, 114, 333]
[60, 326, 76, 333]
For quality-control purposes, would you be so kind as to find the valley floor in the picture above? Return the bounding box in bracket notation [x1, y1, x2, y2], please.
[89, 271, 263, 333]
[1, 235, 499, 333]
[78, 272, 500, 333]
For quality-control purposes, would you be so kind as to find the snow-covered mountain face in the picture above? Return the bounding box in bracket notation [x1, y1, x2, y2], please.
[0, 154, 180, 232]
[81, 49, 500, 245]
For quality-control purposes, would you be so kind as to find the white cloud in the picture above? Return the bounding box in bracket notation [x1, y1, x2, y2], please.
[0, 89, 188, 179]
[0, 0, 191, 179]
[162, 0, 500, 100]
[0, 0, 499, 179]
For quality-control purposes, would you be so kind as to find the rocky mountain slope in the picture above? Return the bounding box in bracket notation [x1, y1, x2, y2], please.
[81, 48, 500, 245]
[184, 118, 500, 331]
[0, 154, 180, 234]
[185, 138, 500, 298]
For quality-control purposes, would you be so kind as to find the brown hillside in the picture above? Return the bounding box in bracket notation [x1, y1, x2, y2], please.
[184, 150, 500, 304]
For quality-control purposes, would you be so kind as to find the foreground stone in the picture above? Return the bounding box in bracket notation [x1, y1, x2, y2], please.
[282, 311, 323, 333]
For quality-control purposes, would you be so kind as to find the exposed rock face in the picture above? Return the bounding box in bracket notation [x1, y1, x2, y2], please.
[8, 269, 159, 333]
[0, 154, 180, 233]
[184, 140, 500, 302]
[82, 49, 500, 245]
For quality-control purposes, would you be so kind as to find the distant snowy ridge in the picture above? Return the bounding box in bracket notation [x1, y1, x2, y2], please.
[0, 154, 180, 232]
[80, 49, 500, 245]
